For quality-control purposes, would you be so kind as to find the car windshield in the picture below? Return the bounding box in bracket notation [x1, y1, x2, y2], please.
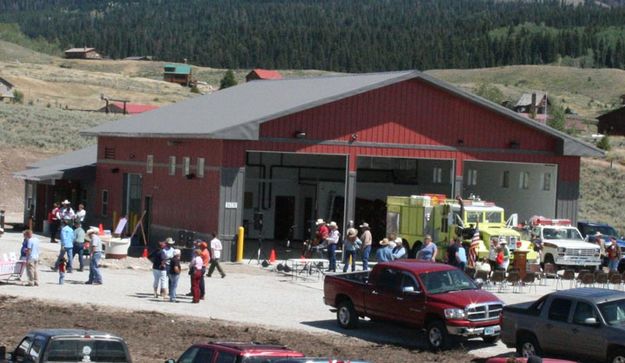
[46, 339, 128, 362]
[599, 299, 625, 326]
[586, 226, 618, 238]
[542, 227, 583, 241]
[419, 269, 477, 294]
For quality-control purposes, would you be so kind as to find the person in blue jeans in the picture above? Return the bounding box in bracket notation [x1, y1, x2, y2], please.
[359, 223, 372, 271]
[72, 221, 86, 271]
[342, 228, 362, 272]
[86, 228, 103, 285]
[326, 221, 341, 272]
[168, 249, 181, 302]
[59, 220, 74, 272]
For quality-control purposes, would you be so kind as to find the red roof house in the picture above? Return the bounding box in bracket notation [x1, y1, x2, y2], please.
[246, 69, 283, 82]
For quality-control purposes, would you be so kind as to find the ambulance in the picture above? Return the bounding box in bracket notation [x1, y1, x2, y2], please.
[386, 194, 538, 262]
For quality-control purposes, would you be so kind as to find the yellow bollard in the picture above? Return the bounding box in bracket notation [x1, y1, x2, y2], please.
[236, 226, 245, 262]
[112, 211, 117, 230]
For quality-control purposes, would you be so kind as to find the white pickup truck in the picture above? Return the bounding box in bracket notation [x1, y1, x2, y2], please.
[531, 219, 601, 270]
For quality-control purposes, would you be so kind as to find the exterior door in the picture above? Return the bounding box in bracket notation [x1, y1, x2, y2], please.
[367, 267, 402, 320]
[566, 301, 604, 361]
[540, 298, 573, 355]
[396, 272, 426, 327]
[122, 173, 142, 233]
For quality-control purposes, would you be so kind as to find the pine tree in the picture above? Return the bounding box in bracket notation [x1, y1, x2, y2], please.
[219, 70, 237, 90]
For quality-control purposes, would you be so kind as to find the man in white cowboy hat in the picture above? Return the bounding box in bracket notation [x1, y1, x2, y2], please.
[59, 200, 75, 224]
[342, 228, 361, 272]
[326, 221, 341, 272]
[359, 222, 372, 270]
[376, 238, 393, 262]
[85, 227, 103, 285]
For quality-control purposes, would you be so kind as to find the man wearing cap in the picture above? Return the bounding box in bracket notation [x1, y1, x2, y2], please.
[342, 228, 361, 272]
[72, 221, 86, 272]
[326, 222, 341, 272]
[359, 223, 372, 271]
[85, 227, 103, 285]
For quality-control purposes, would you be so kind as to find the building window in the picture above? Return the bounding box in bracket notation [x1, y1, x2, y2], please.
[519, 171, 530, 190]
[146, 155, 154, 174]
[432, 167, 443, 184]
[183, 157, 191, 176]
[543, 172, 552, 191]
[501, 171, 510, 188]
[101, 190, 109, 216]
[168, 156, 176, 176]
[466, 169, 478, 186]
[197, 157, 205, 178]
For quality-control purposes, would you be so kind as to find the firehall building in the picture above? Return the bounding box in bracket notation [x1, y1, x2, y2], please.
[18, 71, 602, 259]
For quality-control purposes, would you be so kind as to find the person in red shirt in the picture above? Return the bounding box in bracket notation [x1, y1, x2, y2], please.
[199, 242, 210, 299]
[48, 202, 60, 243]
[607, 238, 622, 272]
[315, 219, 329, 245]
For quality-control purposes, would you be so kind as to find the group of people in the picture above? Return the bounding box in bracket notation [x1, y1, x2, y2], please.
[151, 233, 225, 303]
[591, 232, 623, 272]
[48, 200, 86, 244]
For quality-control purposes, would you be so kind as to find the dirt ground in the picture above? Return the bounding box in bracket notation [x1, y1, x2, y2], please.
[0, 295, 479, 363]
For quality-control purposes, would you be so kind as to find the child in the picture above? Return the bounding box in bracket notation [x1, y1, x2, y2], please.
[58, 256, 67, 285]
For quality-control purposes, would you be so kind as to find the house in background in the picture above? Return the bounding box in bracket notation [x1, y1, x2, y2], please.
[245, 69, 283, 82]
[514, 92, 550, 115]
[124, 56, 153, 61]
[163, 64, 192, 86]
[64, 47, 102, 59]
[598, 106, 625, 136]
[0, 77, 14, 101]
[99, 101, 159, 115]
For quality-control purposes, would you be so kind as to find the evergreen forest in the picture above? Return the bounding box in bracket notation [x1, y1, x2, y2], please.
[3, 0, 625, 72]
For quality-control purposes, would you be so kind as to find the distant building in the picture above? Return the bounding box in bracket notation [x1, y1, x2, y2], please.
[246, 69, 283, 82]
[598, 106, 625, 136]
[163, 64, 192, 86]
[124, 56, 153, 61]
[0, 77, 14, 101]
[99, 102, 159, 115]
[514, 92, 550, 115]
[64, 47, 102, 59]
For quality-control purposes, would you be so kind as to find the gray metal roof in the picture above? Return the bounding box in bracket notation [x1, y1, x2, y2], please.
[82, 70, 603, 157]
[14, 145, 97, 181]
[515, 92, 547, 107]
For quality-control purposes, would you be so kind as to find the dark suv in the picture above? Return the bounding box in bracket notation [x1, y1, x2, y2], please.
[578, 221, 625, 271]
[165, 342, 304, 363]
[0, 329, 131, 363]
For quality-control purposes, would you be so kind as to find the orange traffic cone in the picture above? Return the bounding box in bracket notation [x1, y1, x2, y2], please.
[142, 247, 148, 258]
[269, 249, 277, 264]
[98, 223, 104, 236]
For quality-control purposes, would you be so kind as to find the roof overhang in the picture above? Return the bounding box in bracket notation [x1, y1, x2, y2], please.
[13, 145, 97, 182]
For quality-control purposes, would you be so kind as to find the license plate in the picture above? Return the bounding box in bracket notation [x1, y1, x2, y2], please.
[484, 327, 496, 335]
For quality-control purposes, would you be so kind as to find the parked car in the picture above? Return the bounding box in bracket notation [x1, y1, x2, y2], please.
[165, 342, 304, 363]
[0, 329, 132, 363]
[501, 288, 625, 363]
[485, 357, 578, 363]
[323, 260, 504, 350]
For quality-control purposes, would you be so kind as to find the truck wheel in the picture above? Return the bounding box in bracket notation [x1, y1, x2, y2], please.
[516, 333, 542, 358]
[482, 335, 499, 344]
[426, 320, 451, 351]
[336, 300, 358, 329]
[609, 347, 625, 363]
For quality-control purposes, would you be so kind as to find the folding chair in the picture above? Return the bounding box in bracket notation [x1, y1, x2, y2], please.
[521, 272, 537, 293]
[595, 271, 609, 289]
[608, 272, 622, 290]
[561, 269, 576, 289]
[491, 270, 506, 292]
[544, 263, 562, 289]
[506, 271, 521, 293]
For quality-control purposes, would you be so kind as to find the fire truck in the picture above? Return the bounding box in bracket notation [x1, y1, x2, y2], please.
[529, 216, 601, 269]
[386, 194, 538, 262]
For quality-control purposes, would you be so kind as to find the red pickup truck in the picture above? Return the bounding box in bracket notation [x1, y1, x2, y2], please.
[323, 260, 504, 350]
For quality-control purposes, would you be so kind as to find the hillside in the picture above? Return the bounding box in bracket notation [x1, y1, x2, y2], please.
[3, 1, 625, 72]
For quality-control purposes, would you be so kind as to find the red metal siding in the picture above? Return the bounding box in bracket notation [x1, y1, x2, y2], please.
[96, 137, 223, 233]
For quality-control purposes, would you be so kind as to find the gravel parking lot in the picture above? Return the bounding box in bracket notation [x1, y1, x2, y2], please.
[0, 230, 558, 362]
